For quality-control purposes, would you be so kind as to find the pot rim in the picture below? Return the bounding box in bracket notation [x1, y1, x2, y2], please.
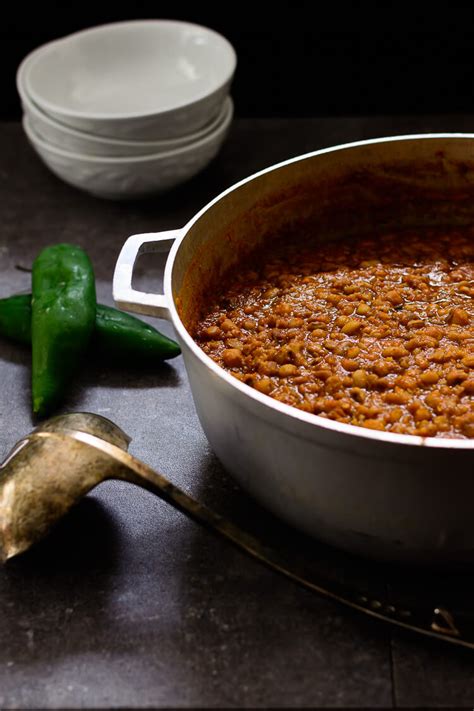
[166, 133, 474, 451]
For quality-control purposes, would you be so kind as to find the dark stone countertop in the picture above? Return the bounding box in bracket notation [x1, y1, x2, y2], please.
[1, 117, 474, 709]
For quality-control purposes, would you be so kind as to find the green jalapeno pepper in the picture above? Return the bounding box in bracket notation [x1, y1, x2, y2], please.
[31, 244, 96, 416]
[92, 303, 181, 361]
[0, 294, 181, 362]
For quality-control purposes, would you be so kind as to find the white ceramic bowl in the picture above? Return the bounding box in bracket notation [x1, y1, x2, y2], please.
[22, 96, 233, 199]
[21, 20, 236, 140]
[21, 84, 232, 157]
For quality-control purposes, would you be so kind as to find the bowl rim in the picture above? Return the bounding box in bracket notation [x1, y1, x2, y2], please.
[22, 96, 233, 164]
[163, 133, 474, 452]
[21, 19, 237, 122]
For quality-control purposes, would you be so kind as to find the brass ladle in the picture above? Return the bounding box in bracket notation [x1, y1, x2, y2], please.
[0, 412, 471, 649]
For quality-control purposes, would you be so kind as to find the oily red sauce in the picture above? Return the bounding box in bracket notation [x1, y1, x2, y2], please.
[194, 227, 474, 438]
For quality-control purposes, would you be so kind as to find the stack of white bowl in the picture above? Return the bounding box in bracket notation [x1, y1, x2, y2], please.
[17, 20, 236, 199]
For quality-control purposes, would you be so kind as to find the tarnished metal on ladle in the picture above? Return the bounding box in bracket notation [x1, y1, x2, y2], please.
[1, 412, 474, 650]
[0, 412, 261, 565]
[0, 413, 131, 561]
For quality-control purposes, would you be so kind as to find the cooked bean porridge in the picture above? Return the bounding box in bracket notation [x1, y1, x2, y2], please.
[195, 228, 474, 438]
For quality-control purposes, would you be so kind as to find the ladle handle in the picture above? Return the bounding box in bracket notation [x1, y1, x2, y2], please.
[69, 430, 474, 652]
[69, 429, 268, 560]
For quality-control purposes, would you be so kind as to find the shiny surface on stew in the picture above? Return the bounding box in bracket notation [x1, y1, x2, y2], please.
[195, 228, 474, 438]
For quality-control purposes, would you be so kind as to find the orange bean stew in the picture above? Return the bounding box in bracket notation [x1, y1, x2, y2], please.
[194, 228, 474, 438]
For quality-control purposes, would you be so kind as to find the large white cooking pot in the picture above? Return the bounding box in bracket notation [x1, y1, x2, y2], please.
[114, 135, 474, 565]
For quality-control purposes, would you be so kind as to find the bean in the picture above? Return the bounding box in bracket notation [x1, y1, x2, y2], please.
[222, 348, 243, 368]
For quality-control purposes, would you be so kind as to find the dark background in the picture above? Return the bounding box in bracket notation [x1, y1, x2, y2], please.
[4, 3, 474, 119]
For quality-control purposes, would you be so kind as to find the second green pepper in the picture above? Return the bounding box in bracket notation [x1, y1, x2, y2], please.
[0, 294, 181, 362]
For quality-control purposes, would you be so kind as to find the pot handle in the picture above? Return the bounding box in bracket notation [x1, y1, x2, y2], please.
[113, 230, 181, 320]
